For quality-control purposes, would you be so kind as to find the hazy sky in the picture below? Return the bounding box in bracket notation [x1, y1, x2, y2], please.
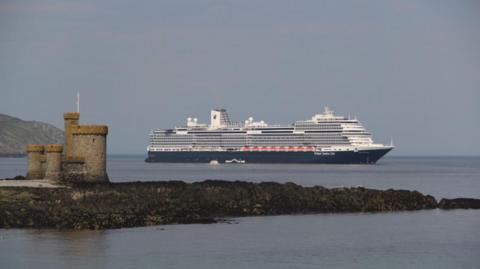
[1, 0, 479, 155]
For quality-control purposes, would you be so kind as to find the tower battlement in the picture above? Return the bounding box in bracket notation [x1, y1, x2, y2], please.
[45, 144, 63, 153]
[26, 144, 45, 152]
[63, 112, 80, 120]
[71, 125, 108, 135]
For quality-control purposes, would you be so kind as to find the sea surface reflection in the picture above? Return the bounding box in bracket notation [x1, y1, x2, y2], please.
[1, 210, 480, 269]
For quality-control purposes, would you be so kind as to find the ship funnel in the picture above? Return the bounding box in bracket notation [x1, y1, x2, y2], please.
[210, 109, 231, 129]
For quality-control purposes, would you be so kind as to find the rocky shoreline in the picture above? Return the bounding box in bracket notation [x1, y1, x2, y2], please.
[438, 198, 480, 209]
[0, 180, 451, 229]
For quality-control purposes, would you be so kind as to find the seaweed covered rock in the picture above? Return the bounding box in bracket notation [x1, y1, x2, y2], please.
[2, 175, 26, 180]
[438, 198, 480, 209]
[0, 180, 438, 229]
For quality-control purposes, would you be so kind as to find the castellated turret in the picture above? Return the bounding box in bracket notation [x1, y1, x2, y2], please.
[45, 144, 63, 181]
[70, 125, 109, 182]
[26, 144, 45, 179]
[63, 112, 80, 159]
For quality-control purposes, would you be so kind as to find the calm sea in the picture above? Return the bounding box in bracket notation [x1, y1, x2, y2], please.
[1, 156, 479, 269]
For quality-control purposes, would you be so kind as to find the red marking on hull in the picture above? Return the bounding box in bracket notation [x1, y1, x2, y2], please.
[240, 146, 315, 152]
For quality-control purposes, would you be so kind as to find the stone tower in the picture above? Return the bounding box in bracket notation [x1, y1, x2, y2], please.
[26, 144, 45, 179]
[45, 144, 63, 181]
[70, 125, 108, 182]
[24, 110, 109, 183]
[63, 112, 80, 159]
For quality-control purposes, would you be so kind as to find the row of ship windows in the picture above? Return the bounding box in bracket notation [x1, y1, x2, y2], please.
[151, 138, 348, 142]
[151, 139, 349, 145]
[295, 127, 342, 130]
[152, 134, 350, 138]
[151, 127, 359, 135]
[151, 130, 352, 136]
[151, 135, 348, 140]
[151, 140, 348, 144]
[151, 136, 348, 141]
[248, 136, 345, 140]
[150, 138, 358, 142]
[151, 132, 355, 137]
[295, 124, 342, 128]
[151, 139, 354, 144]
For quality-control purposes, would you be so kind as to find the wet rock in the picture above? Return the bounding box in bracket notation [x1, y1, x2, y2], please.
[0, 180, 439, 230]
[438, 198, 480, 209]
[1, 175, 26, 180]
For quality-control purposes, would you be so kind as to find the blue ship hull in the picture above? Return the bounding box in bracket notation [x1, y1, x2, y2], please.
[145, 148, 392, 164]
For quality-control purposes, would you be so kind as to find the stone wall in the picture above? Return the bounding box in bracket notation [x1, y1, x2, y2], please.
[39, 154, 46, 179]
[26, 144, 44, 179]
[62, 158, 87, 182]
[45, 144, 63, 181]
[71, 125, 108, 182]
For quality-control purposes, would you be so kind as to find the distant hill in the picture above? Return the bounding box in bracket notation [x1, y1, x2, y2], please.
[0, 114, 64, 156]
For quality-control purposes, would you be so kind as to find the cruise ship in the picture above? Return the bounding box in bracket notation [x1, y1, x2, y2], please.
[146, 108, 394, 164]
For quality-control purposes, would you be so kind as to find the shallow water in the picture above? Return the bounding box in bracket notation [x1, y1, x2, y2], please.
[1, 156, 479, 268]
